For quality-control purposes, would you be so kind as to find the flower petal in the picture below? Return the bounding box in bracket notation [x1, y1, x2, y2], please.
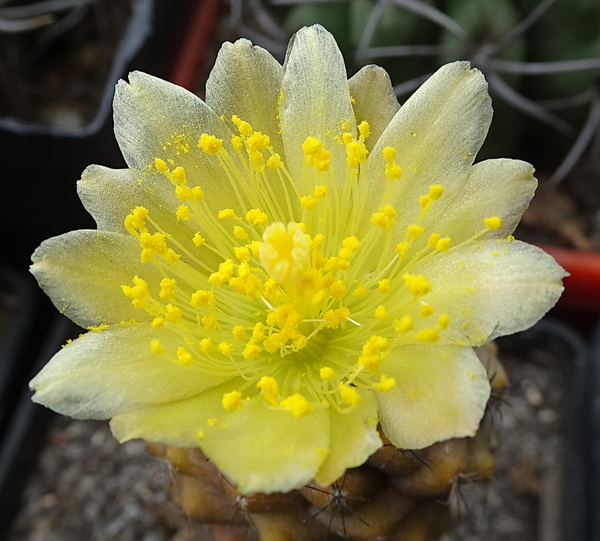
[31, 230, 161, 327]
[30, 324, 230, 419]
[110, 382, 329, 495]
[314, 389, 381, 486]
[280, 25, 356, 183]
[77, 165, 140, 234]
[416, 240, 566, 344]
[364, 62, 491, 233]
[378, 344, 490, 449]
[113, 71, 245, 214]
[206, 39, 284, 152]
[416, 158, 537, 248]
[348, 64, 400, 151]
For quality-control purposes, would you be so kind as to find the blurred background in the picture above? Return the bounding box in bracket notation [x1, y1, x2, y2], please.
[0, 0, 599, 539]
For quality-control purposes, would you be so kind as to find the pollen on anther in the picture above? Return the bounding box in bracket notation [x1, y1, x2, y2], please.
[300, 196, 318, 210]
[218, 208, 237, 220]
[232, 326, 246, 341]
[200, 338, 213, 353]
[198, 133, 223, 155]
[339, 385, 361, 407]
[176, 205, 190, 221]
[150, 340, 164, 354]
[396, 316, 414, 333]
[257, 376, 279, 405]
[320, 367, 335, 380]
[176, 347, 193, 366]
[484, 216, 503, 230]
[193, 233, 206, 247]
[218, 341, 233, 356]
[222, 390, 242, 411]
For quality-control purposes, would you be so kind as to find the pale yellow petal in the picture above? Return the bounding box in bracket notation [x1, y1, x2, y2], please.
[30, 324, 230, 419]
[110, 381, 329, 495]
[206, 38, 284, 152]
[416, 240, 566, 344]
[348, 64, 400, 151]
[314, 389, 381, 486]
[363, 62, 491, 236]
[418, 158, 537, 247]
[113, 71, 246, 214]
[280, 24, 356, 183]
[378, 345, 490, 449]
[31, 230, 162, 327]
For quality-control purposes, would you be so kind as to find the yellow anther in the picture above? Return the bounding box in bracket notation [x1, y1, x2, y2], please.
[378, 279, 391, 293]
[320, 367, 335, 380]
[338, 247, 353, 260]
[209, 260, 235, 286]
[200, 338, 213, 354]
[342, 132, 354, 145]
[419, 304, 434, 317]
[191, 290, 211, 307]
[437, 313, 450, 330]
[313, 185, 328, 199]
[231, 135, 243, 152]
[257, 376, 280, 405]
[280, 394, 312, 418]
[382, 147, 396, 161]
[346, 141, 368, 168]
[164, 249, 180, 265]
[402, 273, 432, 296]
[427, 233, 440, 248]
[176, 205, 190, 221]
[373, 375, 396, 392]
[249, 150, 264, 167]
[266, 154, 283, 169]
[232, 115, 253, 136]
[428, 184, 444, 199]
[172, 166, 187, 185]
[358, 336, 388, 372]
[124, 206, 149, 233]
[198, 133, 223, 155]
[175, 186, 191, 201]
[201, 315, 217, 330]
[222, 390, 242, 411]
[385, 163, 402, 180]
[260, 222, 310, 285]
[252, 322, 265, 341]
[420, 195, 432, 208]
[395, 242, 409, 257]
[329, 279, 347, 300]
[484, 216, 503, 230]
[176, 346, 193, 366]
[406, 224, 424, 239]
[371, 211, 394, 230]
[324, 307, 350, 328]
[436, 237, 451, 252]
[218, 208, 237, 220]
[302, 136, 331, 172]
[374, 305, 389, 320]
[232, 326, 246, 341]
[192, 232, 206, 247]
[151, 317, 164, 330]
[140, 232, 168, 254]
[415, 328, 439, 342]
[343, 238, 361, 254]
[197, 430, 205, 440]
[339, 384, 361, 407]
[312, 234, 325, 251]
[218, 341, 233, 356]
[246, 132, 270, 152]
[353, 285, 367, 299]
[154, 157, 169, 173]
[243, 342, 260, 360]
[189, 186, 204, 200]
[234, 246, 250, 261]
[300, 196, 318, 210]
[165, 304, 182, 323]
[396, 316, 414, 333]
[159, 278, 177, 300]
[246, 208, 269, 226]
[358, 120, 370, 139]
[233, 226, 248, 240]
[150, 340, 164, 355]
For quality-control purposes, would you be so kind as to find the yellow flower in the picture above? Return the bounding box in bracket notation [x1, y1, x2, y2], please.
[29, 25, 565, 496]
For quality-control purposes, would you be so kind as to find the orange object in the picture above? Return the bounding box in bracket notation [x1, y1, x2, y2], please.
[539, 245, 600, 312]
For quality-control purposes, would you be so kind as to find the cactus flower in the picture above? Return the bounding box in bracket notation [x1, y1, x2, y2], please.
[30, 25, 565, 495]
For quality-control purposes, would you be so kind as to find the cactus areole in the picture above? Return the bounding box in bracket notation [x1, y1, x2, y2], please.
[30, 25, 565, 496]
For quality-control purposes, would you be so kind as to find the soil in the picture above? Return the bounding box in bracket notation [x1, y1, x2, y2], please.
[6, 332, 576, 541]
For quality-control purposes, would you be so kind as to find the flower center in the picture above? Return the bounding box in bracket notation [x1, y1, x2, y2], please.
[117, 113, 505, 423]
